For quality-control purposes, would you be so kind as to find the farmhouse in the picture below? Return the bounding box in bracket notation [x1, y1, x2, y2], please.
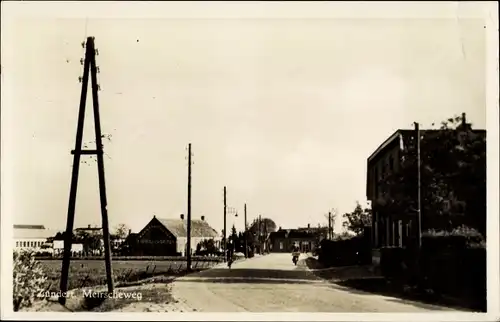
[126, 215, 221, 256]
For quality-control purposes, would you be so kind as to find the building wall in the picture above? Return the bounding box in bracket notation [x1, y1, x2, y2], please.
[177, 237, 222, 256]
[52, 241, 84, 255]
[135, 224, 177, 256]
[270, 237, 316, 253]
[367, 136, 412, 250]
[14, 238, 48, 250]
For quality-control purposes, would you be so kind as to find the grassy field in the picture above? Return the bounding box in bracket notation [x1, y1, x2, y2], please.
[40, 259, 222, 292]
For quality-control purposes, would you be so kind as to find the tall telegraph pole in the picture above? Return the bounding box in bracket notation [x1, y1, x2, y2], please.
[59, 37, 113, 305]
[244, 203, 248, 258]
[186, 143, 192, 271]
[415, 122, 422, 249]
[258, 214, 262, 254]
[328, 211, 332, 240]
[223, 186, 227, 260]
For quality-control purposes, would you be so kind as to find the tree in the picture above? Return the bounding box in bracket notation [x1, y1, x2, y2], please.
[221, 229, 226, 245]
[204, 239, 217, 254]
[75, 230, 102, 255]
[230, 224, 237, 238]
[114, 223, 130, 239]
[343, 202, 372, 235]
[376, 114, 486, 236]
[248, 217, 277, 235]
[229, 224, 238, 251]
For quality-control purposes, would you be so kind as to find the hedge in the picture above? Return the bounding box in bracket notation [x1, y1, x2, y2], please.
[34, 255, 225, 262]
[318, 233, 372, 267]
[380, 226, 486, 311]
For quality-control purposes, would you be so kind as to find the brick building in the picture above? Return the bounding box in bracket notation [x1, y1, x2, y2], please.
[366, 115, 486, 257]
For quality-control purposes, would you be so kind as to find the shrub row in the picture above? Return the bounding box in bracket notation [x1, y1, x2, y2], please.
[380, 227, 486, 311]
[35, 255, 225, 262]
[318, 233, 372, 267]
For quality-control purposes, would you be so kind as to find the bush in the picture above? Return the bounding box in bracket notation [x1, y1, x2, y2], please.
[380, 246, 409, 281]
[318, 234, 371, 267]
[418, 228, 486, 309]
[13, 250, 48, 311]
[422, 225, 484, 249]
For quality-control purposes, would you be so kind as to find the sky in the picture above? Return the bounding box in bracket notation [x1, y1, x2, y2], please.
[1, 5, 488, 235]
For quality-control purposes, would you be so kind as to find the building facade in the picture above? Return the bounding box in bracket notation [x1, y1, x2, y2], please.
[366, 115, 486, 256]
[126, 216, 221, 256]
[269, 226, 321, 253]
[13, 225, 56, 251]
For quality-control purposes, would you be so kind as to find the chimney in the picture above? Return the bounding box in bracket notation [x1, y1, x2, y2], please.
[88, 224, 91, 229]
[180, 214, 184, 220]
[308, 223, 310, 229]
[128, 229, 132, 236]
[201, 215, 205, 221]
[279, 226, 282, 231]
[462, 112, 466, 126]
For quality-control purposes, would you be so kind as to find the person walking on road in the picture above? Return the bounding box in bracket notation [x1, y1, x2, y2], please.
[227, 241, 234, 269]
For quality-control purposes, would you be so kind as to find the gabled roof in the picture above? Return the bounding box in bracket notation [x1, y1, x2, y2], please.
[156, 217, 218, 238]
[14, 224, 45, 230]
[270, 228, 320, 240]
[13, 226, 58, 239]
[365, 123, 486, 198]
[288, 230, 318, 239]
[367, 125, 486, 165]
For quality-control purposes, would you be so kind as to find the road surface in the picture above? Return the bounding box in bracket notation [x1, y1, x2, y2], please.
[170, 253, 461, 312]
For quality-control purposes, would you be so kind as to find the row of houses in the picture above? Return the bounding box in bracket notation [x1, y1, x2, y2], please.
[14, 215, 222, 257]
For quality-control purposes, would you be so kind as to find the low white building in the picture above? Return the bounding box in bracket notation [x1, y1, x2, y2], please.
[52, 240, 84, 256]
[13, 224, 56, 252]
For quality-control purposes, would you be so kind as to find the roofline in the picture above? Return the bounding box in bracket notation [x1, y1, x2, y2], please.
[155, 217, 219, 238]
[367, 130, 402, 163]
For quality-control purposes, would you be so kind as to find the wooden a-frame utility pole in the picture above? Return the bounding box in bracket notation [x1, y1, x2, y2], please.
[186, 143, 192, 271]
[59, 36, 114, 305]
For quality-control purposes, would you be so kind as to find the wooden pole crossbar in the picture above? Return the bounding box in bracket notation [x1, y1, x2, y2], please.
[59, 36, 114, 305]
[71, 149, 103, 155]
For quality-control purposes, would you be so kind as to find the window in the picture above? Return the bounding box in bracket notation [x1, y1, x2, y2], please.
[279, 242, 284, 250]
[16, 241, 19, 247]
